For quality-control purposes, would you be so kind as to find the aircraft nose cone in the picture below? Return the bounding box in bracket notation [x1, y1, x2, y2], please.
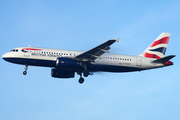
[2, 53, 10, 61]
[2, 52, 16, 63]
[2, 53, 6, 59]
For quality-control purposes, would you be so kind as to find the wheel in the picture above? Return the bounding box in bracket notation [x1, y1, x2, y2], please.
[23, 71, 27, 75]
[79, 77, 84, 84]
[83, 71, 89, 77]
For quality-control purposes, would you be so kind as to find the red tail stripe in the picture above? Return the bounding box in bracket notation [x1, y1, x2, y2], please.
[150, 37, 170, 47]
[144, 52, 161, 59]
[22, 48, 42, 51]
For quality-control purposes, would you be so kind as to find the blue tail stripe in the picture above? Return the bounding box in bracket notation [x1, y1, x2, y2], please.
[149, 47, 167, 55]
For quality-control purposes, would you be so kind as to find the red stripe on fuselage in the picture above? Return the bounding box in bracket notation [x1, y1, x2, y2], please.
[144, 52, 161, 59]
[150, 37, 170, 47]
[22, 48, 42, 51]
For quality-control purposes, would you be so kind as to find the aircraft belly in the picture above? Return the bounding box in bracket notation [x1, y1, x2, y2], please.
[89, 64, 144, 72]
[3, 57, 56, 67]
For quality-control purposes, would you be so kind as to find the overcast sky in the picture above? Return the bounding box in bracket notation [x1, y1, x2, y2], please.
[0, 0, 180, 120]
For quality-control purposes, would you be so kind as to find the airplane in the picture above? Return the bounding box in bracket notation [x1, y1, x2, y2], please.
[2, 33, 175, 84]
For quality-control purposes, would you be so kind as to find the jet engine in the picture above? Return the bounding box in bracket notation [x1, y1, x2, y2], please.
[51, 69, 75, 78]
[56, 57, 82, 68]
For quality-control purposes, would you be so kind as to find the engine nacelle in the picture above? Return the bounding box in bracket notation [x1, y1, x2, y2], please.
[51, 69, 75, 78]
[56, 57, 81, 68]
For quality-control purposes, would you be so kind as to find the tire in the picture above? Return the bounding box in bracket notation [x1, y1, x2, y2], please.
[23, 71, 27, 75]
[79, 78, 84, 84]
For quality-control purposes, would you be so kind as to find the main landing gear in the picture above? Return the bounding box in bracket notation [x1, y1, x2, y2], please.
[77, 71, 93, 84]
[77, 72, 84, 84]
[23, 65, 28, 75]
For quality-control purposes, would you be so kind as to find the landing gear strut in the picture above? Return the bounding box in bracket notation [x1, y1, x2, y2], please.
[83, 71, 93, 77]
[77, 71, 93, 84]
[77, 72, 84, 84]
[23, 65, 28, 75]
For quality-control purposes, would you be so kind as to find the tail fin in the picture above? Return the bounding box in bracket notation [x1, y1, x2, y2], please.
[139, 33, 171, 59]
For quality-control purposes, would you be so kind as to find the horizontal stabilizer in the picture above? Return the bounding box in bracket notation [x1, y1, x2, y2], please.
[152, 55, 176, 63]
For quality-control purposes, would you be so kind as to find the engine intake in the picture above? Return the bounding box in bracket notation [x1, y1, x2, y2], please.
[51, 69, 75, 78]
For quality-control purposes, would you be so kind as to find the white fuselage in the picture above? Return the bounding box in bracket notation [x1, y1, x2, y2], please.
[2, 33, 174, 84]
[2, 47, 165, 72]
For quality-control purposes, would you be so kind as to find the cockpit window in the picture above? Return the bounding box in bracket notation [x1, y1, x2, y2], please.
[10, 49, 18, 52]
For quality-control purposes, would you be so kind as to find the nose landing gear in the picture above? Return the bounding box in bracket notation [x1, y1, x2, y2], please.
[23, 65, 28, 75]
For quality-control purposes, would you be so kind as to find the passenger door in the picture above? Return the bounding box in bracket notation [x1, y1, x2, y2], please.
[136, 57, 142, 66]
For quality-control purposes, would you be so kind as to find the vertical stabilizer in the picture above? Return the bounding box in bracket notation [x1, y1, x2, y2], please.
[139, 33, 171, 59]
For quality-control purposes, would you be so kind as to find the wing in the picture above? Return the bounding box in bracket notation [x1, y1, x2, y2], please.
[75, 38, 119, 62]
